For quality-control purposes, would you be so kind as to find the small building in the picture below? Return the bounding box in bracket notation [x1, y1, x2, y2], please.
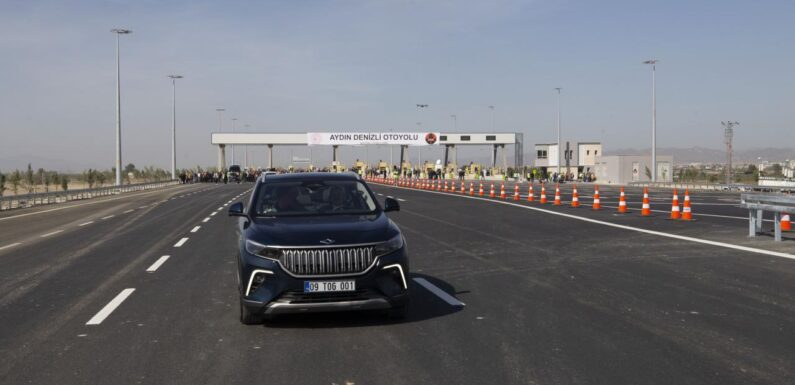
[594, 154, 674, 185]
[533, 142, 603, 177]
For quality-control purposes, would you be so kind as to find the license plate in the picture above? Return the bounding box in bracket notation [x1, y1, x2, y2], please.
[304, 280, 356, 293]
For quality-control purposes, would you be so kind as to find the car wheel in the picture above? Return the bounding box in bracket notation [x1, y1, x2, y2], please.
[239, 300, 263, 325]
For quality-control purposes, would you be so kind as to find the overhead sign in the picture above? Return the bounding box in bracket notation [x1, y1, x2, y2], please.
[307, 132, 440, 146]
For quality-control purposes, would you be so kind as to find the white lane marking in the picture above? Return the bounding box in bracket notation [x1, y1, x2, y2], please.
[202, 217, 211, 223]
[86, 288, 135, 325]
[190, 226, 201, 233]
[413, 278, 466, 307]
[377, 193, 384, 196]
[101, 215, 115, 220]
[40, 230, 64, 238]
[0, 242, 22, 251]
[397, 198, 406, 202]
[174, 237, 189, 247]
[123, 209, 134, 214]
[210, 211, 218, 216]
[217, 206, 224, 210]
[138, 206, 148, 209]
[398, 186, 795, 261]
[146, 255, 170, 272]
[78, 221, 94, 227]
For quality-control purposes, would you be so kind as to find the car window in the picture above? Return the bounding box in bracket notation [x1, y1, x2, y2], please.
[255, 180, 377, 216]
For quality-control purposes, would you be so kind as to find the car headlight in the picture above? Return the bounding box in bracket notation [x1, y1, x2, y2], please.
[373, 234, 404, 257]
[245, 240, 281, 260]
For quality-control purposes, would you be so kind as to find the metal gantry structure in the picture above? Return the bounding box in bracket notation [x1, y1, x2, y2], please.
[722, 121, 739, 184]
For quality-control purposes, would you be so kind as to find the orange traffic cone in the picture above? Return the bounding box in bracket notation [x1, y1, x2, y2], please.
[571, 185, 580, 208]
[592, 185, 601, 210]
[460, 181, 465, 194]
[500, 183, 507, 199]
[444, 180, 449, 192]
[513, 184, 520, 201]
[617, 186, 627, 214]
[782, 213, 791, 231]
[681, 189, 693, 221]
[540, 184, 548, 204]
[436, 180, 441, 191]
[527, 184, 535, 202]
[641, 187, 651, 216]
[553, 184, 562, 206]
[479, 182, 485, 196]
[469, 182, 474, 196]
[669, 188, 680, 220]
[489, 183, 496, 198]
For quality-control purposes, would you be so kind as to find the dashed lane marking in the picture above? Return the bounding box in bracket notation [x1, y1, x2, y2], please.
[0, 242, 22, 251]
[101, 215, 115, 220]
[123, 209, 134, 214]
[86, 288, 135, 325]
[397, 198, 406, 202]
[40, 230, 64, 238]
[210, 211, 218, 216]
[138, 206, 148, 209]
[413, 278, 466, 307]
[146, 256, 170, 272]
[173, 237, 189, 247]
[190, 226, 200, 233]
[202, 217, 211, 223]
[78, 221, 94, 227]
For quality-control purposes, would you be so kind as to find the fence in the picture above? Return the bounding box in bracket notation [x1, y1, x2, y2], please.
[0, 180, 179, 211]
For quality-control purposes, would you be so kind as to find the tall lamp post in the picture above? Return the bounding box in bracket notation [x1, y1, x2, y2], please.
[111, 28, 132, 186]
[554, 88, 561, 175]
[243, 124, 250, 169]
[168, 75, 183, 180]
[488, 105, 495, 131]
[643, 59, 658, 182]
[416, 104, 428, 172]
[215, 108, 225, 166]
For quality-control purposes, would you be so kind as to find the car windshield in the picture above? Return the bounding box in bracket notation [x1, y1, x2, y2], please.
[254, 179, 377, 217]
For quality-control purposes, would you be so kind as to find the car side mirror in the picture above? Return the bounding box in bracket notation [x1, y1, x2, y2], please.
[384, 197, 400, 212]
[228, 202, 246, 217]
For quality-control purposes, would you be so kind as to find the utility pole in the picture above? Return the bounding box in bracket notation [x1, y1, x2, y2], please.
[168, 75, 183, 180]
[111, 28, 132, 186]
[643, 59, 658, 182]
[231, 117, 238, 165]
[722, 121, 739, 184]
[215, 108, 225, 167]
[554, 88, 561, 175]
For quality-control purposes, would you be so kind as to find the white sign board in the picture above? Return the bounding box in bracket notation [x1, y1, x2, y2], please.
[307, 132, 440, 146]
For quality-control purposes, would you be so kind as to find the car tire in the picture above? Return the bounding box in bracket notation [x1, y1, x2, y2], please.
[239, 300, 263, 325]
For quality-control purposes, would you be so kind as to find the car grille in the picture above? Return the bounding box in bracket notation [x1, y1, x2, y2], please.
[279, 246, 376, 276]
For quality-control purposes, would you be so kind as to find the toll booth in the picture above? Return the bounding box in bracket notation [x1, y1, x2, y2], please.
[400, 161, 412, 175]
[445, 162, 458, 177]
[377, 161, 389, 173]
[353, 160, 367, 174]
[466, 163, 482, 179]
[331, 161, 346, 173]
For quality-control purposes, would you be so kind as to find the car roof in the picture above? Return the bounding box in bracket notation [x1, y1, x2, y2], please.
[259, 172, 360, 182]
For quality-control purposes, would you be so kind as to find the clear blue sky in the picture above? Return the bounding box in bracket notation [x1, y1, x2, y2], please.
[1, 0, 793, 170]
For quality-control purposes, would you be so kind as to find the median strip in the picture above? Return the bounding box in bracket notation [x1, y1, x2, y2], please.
[86, 288, 136, 325]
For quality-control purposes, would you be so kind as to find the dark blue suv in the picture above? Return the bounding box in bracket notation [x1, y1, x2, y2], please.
[228, 172, 409, 324]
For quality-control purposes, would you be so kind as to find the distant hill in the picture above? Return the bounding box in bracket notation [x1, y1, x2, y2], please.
[603, 147, 795, 165]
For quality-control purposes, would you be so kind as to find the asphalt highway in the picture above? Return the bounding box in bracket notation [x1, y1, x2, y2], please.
[0, 180, 793, 384]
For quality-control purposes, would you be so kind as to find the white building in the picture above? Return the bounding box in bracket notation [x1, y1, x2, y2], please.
[533, 142, 603, 177]
[593, 154, 674, 185]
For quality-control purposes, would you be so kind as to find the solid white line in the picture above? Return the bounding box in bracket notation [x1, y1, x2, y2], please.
[202, 217, 211, 223]
[123, 209, 134, 214]
[78, 221, 94, 227]
[0, 242, 22, 251]
[101, 215, 115, 220]
[173, 237, 189, 247]
[146, 255, 170, 272]
[413, 278, 466, 306]
[40, 230, 64, 238]
[190, 226, 201, 233]
[86, 288, 135, 325]
[210, 211, 218, 216]
[393, 186, 795, 261]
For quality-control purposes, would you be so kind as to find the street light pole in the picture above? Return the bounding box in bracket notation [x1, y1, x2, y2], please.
[244, 124, 250, 169]
[168, 75, 183, 180]
[231, 118, 238, 165]
[488, 105, 495, 131]
[644, 59, 658, 182]
[111, 28, 131, 186]
[450, 114, 457, 131]
[554, 88, 561, 176]
[215, 108, 225, 167]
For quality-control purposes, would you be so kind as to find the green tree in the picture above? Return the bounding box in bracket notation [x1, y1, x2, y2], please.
[770, 163, 784, 177]
[36, 168, 48, 192]
[61, 176, 69, 191]
[50, 172, 60, 189]
[25, 164, 34, 193]
[10, 170, 22, 195]
[85, 169, 96, 189]
[96, 170, 107, 187]
[644, 166, 652, 180]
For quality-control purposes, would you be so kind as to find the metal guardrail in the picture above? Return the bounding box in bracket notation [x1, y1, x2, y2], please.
[627, 182, 789, 192]
[740, 193, 795, 242]
[0, 180, 180, 211]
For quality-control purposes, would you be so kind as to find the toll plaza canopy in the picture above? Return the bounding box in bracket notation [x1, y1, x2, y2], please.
[210, 132, 523, 170]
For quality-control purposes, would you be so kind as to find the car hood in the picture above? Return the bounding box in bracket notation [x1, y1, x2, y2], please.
[247, 212, 396, 246]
